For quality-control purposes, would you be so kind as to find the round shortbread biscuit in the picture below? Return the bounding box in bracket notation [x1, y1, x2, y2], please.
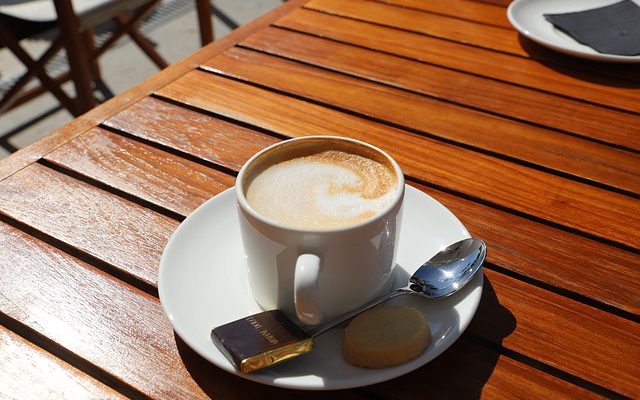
[343, 305, 431, 368]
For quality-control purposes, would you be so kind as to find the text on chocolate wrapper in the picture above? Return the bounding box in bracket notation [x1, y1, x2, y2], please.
[246, 316, 279, 345]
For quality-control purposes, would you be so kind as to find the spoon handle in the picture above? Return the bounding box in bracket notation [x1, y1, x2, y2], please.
[306, 288, 414, 337]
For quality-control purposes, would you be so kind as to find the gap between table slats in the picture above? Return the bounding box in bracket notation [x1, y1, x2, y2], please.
[274, 9, 640, 114]
[369, 0, 512, 28]
[37, 99, 635, 319]
[0, 325, 129, 400]
[0, 224, 597, 399]
[0, 163, 175, 291]
[153, 70, 640, 250]
[238, 26, 639, 153]
[199, 47, 640, 195]
[0, 222, 336, 400]
[465, 0, 512, 7]
[305, 0, 640, 84]
[5, 97, 620, 320]
[0, 214, 634, 398]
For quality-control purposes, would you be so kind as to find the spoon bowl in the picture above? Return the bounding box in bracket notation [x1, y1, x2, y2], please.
[409, 238, 487, 299]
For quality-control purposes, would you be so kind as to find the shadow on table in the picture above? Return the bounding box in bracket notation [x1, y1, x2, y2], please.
[516, 35, 640, 89]
[175, 274, 515, 398]
[364, 275, 516, 399]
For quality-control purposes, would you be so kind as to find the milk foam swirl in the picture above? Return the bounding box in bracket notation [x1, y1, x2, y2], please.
[246, 150, 397, 229]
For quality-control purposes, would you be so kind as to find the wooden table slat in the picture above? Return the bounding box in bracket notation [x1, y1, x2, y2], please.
[44, 127, 235, 218]
[240, 26, 640, 151]
[155, 71, 640, 249]
[0, 326, 127, 400]
[0, 163, 177, 288]
[370, 339, 605, 400]
[274, 8, 640, 113]
[102, 96, 280, 173]
[417, 182, 640, 317]
[373, 0, 512, 28]
[474, 0, 511, 6]
[202, 46, 640, 194]
[478, 269, 640, 398]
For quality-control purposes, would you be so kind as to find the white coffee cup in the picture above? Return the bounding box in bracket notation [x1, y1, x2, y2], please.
[236, 136, 404, 327]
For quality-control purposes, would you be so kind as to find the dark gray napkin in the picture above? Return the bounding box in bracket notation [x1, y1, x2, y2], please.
[544, 0, 640, 56]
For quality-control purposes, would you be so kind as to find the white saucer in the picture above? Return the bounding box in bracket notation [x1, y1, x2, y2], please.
[507, 0, 640, 63]
[158, 185, 483, 390]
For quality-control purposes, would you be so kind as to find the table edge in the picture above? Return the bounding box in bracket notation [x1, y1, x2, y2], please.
[0, 0, 311, 182]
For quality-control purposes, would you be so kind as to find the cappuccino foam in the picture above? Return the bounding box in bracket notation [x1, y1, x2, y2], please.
[245, 150, 397, 229]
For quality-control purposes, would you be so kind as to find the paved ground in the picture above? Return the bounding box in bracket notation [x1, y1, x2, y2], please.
[0, 0, 283, 159]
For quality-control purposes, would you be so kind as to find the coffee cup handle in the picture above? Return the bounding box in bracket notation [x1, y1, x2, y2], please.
[294, 254, 322, 327]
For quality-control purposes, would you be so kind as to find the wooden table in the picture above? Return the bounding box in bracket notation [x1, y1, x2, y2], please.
[1, 0, 639, 398]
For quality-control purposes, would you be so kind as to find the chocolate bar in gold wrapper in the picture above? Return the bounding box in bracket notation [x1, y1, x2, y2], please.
[211, 310, 314, 373]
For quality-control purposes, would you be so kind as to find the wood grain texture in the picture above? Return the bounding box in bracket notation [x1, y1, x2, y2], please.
[412, 182, 640, 316]
[156, 70, 640, 248]
[274, 9, 640, 113]
[370, 339, 603, 400]
[1, 326, 127, 400]
[373, 0, 512, 28]
[44, 127, 235, 218]
[475, 269, 640, 398]
[0, 163, 177, 287]
[0, 222, 331, 400]
[240, 27, 640, 151]
[305, 0, 640, 83]
[203, 47, 640, 194]
[472, 0, 511, 6]
[103, 96, 279, 172]
[307, 0, 522, 54]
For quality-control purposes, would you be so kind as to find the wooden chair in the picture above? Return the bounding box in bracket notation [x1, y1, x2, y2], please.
[0, 0, 213, 116]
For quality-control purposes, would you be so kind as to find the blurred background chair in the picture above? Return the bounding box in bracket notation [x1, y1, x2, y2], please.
[0, 0, 213, 116]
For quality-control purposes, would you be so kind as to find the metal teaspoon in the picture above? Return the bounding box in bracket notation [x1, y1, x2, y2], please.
[306, 237, 487, 337]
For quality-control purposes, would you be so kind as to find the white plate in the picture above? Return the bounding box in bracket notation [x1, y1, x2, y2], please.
[158, 185, 483, 390]
[507, 0, 640, 63]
